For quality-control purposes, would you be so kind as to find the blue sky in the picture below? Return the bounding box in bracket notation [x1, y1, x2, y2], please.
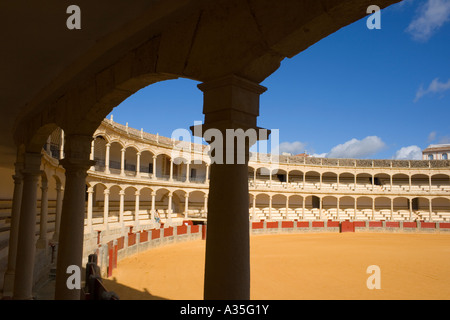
[108, 0, 450, 160]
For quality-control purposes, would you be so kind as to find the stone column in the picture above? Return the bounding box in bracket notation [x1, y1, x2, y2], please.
[120, 148, 125, 176]
[184, 193, 189, 219]
[390, 174, 393, 191]
[119, 190, 125, 227]
[36, 178, 49, 249]
[372, 198, 375, 220]
[89, 139, 95, 171]
[152, 155, 157, 180]
[302, 172, 306, 189]
[205, 163, 210, 183]
[429, 175, 432, 192]
[3, 162, 24, 297]
[409, 198, 413, 220]
[268, 195, 272, 221]
[319, 197, 323, 220]
[52, 183, 64, 241]
[319, 173, 322, 190]
[135, 190, 140, 227]
[60, 130, 65, 160]
[13, 152, 42, 300]
[169, 158, 174, 182]
[103, 189, 110, 228]
[151, 192, 156, 222]
[390, 198, 394, 220]
[54, 134, 95, 300]
[186, 162, 190, 183]
[252, 194, 257, 222]
[429, 198, 433, 221]
[136, 152, 141, 176]
[167, 192, 173, 224]
[86, 187, 94, 233]
[105, 143, 111, 174]
[354, 198, 357, 220]
[285, 196, 289, 220]
[372, 174, 375, 191]
[337, 174, 340, 190]
[409, 175, 412, 192]
[193, 75, 267, 300]
[337, 197, 340, 220]
[203, 194, 208, 217]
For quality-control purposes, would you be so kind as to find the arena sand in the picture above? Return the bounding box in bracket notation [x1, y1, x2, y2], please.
[105, 233, 450, 300]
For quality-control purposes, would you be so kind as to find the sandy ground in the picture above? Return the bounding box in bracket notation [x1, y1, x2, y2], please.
[105, 233, 450, 300]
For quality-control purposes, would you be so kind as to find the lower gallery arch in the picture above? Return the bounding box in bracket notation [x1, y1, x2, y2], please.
[322, 196, 337, 220]
[255, 193, 270, 221]
[139, 187, 154, 225]
[338, 196, 356, 221]
[272, 194, 287, 220]
[186, 190, 207, 219]
[393, 197, 410, 221]
[356, 196, 373, 220]
[123, 186, 138, 226]
[431, 197, 450, 222]
[374, 197, 393, 221]
[92, 183, 107, 227]
[287, 195, 303, 220]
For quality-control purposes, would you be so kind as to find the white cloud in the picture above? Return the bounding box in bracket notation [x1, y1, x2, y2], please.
[311, 136, 385, 159]
[414, 78, 450, 102]
[278, 141, 307, 155]
[393, 145, 423, 160]
[428, 131, 437, 142]
[406, 0, 450, 42]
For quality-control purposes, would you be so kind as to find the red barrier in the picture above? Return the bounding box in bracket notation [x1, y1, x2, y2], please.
[183, 220, 194, 226]
[369, 221, 383, 228]
[177, 225, 187, 235]
[117, 237, 124, 250]
[312, 221, 324, 228]
[282, 221, 294, 228]
[128, 233, 136, 246]
[266, 221, 279, 229]
[354, 221, 366, 228]
[164, 227, 174, 237]
[420, 222, 436, 229]
[439, 223, 450, 229]
[107, 241, 113, 278]
[151, 229, 160, 240]
[202, 225, 207, 240]
[113, 244, 118, 269]
[191, 225, 199, 233]
[327, 221, 340, 228]
[340, 221, 354, 233]
[403, 222, 417, 228]
[252, 221, 264, 229]
[386, 221, 400, 228]
[140, 231, 148, 242]
[297, 221, 309, 228]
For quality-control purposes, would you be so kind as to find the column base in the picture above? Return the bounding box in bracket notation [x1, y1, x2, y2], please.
[2, 271, 15, 298]
[36, 238, 48, 250]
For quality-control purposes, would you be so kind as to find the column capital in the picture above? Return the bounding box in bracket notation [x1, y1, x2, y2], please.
[119, 190, 125, 196]
[103, 189, 110, 195]
[87, 187, 94, 193]
[22, 152, 42, 176]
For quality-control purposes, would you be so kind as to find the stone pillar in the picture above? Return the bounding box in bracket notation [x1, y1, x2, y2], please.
[169, 158, 174, 182]
[390, 198, 394, 220]
[354, 198, 357, 220]
[372, 174, 375, 191]
[337, 197, 340, 220]
[86, 187, 94, 233]
[36, 178, 49, 249]
[13, 152, 42, 300]
[409, 198, 412, 220]
[119, 190, 125, 227]
[152, 155, 157, 180]
[151, 192, 156, 222]
[409, 175, 412, 192]
[319, 197, 323, 219]
[429, 198, 433, 221]
[184, 193, 189, 219]
[120, 148, 125, 176]
[390, 174, 393, 191]
[136, 152, 141, 176]
[52, 183, 64, 241]
[337, 174, 340, 190]
[103, 189, 110, 228]
[268, 195, 272, 221]
[3, 161, 24, 297]
[203, 194, 208, 217]
[54, 134, 95, 300]
[186, 162, 190, 183]
[205, 163, 210, 183]
[60, 130, 65, 160]
[302, 196, 306, 217]
[429, 175, 432, 192]
[105, 143, 111, 174]
[193, 75, 267, 300]
[372, 198, 375, 220]
[252, 194, 257, 222]
[302, 172, 306, 189]
[285, 196, 289, 220]
[135, 190, 140, 227]
[319, 173, 322, 190]
[167, 192, 173, 224]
